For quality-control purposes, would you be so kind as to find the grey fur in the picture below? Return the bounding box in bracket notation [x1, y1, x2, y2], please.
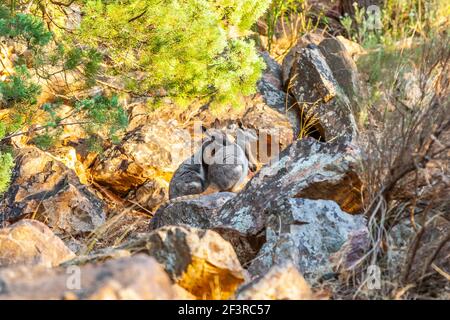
[204, 130, 250, 192]
[168, 127, 258, 200]
[168, 148, 209, 200]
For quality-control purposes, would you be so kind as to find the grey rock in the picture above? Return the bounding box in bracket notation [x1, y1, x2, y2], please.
[318, 37, 362, 105]
[256, 53, 301, 136]
[248, 198, 366, 279]
[289, 44, 343, 105]
[283, 35, 360, 142]
[187, 138, 364, 265]
[281, 32, 326, 88]
[150, 192, 236, 230]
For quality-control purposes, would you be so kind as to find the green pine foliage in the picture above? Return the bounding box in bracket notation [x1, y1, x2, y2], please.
[0, 7, 52, 47]
[0, 65, 41, 104]
[0, 151, 14, 195]
[78, 0, 271, 108]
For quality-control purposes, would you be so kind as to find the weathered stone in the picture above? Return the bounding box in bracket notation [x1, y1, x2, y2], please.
[330, 228, 370, 273]
[150, 192, 236, 230]
[241, 102, 294, 159]
[0, 147, 106, 236]
[317, 37, 361, 104]
[0, 254, 176, 300]
[215, 138, 363, 264]
[256, 53, 301, 136]
[0, 219, 75, 268]
[289, 44, 342, 105]
[259, 51, 283, 91]
[248, 198, 366, 279]
[281, 32, 326, 88]
[236, 262, 313, 300]
[283, 34, 360, 142]
[91, 119, 191, 198]
[120, 225, 247, 299]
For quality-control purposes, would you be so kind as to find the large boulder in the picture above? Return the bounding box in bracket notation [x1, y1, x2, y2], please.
[281, 32, 326, 88]
[282, 34, 361, 142]
[317, 37, 361, 104]
[117, 225, 247, 299]
[288, 44, 342, 105]
[91, 120, 192, 209]
[213, 138, 363, 263]
[248, 198, 367, 280]
[0, 147, 106, 236]
[150, 192, 236, 230]
[236, 262, 313, 300]
[216, 139, 362, 249]
[152, 138, 363, 266]
[0, 219, 75, 268]
[0, 254, 176, 299]
[150, 192, 263, 267]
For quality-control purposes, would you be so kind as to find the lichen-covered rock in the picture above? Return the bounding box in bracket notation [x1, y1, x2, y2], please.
[259, 51, 284, 91]
[120, 225, 247, 299]
[283, 35, 360, 142]
[248, 198, 366, 279]
[317, 37, 361, 104]
[0, 147, 106, 236]
[289, 44, 342, 104]
[151, 192, 264, 267]
[330, 228, 370, 273]
[0, 254, 176, 300]
[255, 52, 301, 136]
[91, 120, 191, 196]
[0, 219, 75, 268]
[150, 192, 236, 230]
[281, 32, 326, 88]
[214, 138, 363, 264]
[236, 262, 313, 300]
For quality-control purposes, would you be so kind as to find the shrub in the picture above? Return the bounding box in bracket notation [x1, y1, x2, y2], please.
[0, 151, 14, 195]
[78, 0, 271, 108]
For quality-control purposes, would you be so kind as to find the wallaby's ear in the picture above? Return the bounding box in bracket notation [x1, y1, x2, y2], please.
[213, 118, 221, 129]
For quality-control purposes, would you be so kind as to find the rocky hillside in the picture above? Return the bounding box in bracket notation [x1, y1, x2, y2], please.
[0, 0, 448, 300]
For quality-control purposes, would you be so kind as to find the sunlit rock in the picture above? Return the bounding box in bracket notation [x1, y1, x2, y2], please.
[0, 219, 75, 268]
[0, 254, 175, 299]
[0, 147, 106, 236]
[236, 262, 313, 300]
[120, 225, 247, 299]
